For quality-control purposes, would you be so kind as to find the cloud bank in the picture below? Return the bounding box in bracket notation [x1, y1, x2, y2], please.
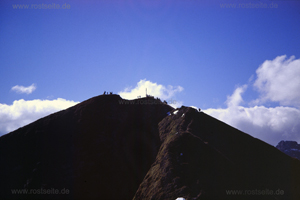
[11, 84, 37, 94]
[204, 55, 300, 146]
[254, 55, 300, 107]
[205, 86, 300, 146]
[2, 79, 183, 137]
[2, 56, 299, 146]
[0, 98, 79, 136]
[119, 79, 184, 107]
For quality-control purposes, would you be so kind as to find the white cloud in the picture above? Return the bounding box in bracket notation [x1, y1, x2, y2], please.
[254, 55, 300, 107]
[204, 103, 300, 146]
[0, 98, 79, 136]
[226, 85, 247, 107]
[204, 55, 300, 146]
[118, 79, 184, 107]
[11, 84, 37, 94]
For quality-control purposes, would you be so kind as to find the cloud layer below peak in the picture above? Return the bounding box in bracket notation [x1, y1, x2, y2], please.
[205, 55, 300, 146]
[0, 98, 79, 136]
[1, 55, 299, 146]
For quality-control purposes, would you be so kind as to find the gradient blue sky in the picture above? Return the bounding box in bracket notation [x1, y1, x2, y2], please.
[1, 0, 300, 145]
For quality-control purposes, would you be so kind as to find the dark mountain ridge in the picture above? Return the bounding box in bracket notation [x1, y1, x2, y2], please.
[1, 94, 300, 200]
[134, 106, 300, 200]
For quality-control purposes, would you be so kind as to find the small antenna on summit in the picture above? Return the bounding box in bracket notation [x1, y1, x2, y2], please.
[146, 88, 147, 97]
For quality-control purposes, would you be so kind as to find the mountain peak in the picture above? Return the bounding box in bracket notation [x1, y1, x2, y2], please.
[1, 95, 300, 200]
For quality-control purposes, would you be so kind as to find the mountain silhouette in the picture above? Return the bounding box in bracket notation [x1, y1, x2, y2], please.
[1, 94, 300, 200]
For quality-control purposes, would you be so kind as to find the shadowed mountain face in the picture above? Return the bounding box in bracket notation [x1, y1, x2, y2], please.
[1, 95, 300, 200]
[0, 95, 173, 200]
[133, 107, 300, 200]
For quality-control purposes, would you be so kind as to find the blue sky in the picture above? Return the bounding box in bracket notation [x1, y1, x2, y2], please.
[1, 0, 300, 145]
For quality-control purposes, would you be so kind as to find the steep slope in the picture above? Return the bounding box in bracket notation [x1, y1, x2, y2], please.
[276, 141, 300, 160]
[0, 95, 173, 200]
[133, 106, 300, 200]
[2, 96, 300, 200]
